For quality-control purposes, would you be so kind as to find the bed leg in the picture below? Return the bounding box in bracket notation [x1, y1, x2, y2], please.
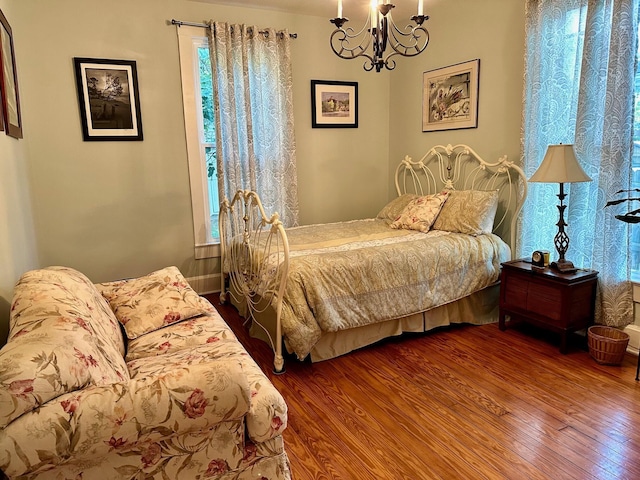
[273, 355, 286, 375]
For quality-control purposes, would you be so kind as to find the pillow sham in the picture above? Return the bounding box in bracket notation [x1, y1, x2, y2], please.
[376, 194, 420, 223]
[432, 189, 499, 235]
[390, 191, 450, 233]
[97, 266, 215, 339]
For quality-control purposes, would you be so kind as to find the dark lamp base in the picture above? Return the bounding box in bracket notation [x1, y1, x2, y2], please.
[550, 259, 577, 274]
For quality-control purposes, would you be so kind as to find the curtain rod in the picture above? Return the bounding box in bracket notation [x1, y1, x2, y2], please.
[170, 19, 297, 38]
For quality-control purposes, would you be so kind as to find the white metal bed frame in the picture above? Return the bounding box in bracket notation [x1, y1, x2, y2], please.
[219, 144, 527, 373]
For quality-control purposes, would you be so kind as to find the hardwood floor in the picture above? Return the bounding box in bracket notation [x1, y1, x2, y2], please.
[206, 295, 640, 480]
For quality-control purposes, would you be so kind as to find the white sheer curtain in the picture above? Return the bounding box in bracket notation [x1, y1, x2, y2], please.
[208, 22, 299, 227]
[520, 0, 639, 327]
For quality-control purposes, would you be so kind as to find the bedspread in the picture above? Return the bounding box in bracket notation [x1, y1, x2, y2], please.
[247, 219, 510, 360]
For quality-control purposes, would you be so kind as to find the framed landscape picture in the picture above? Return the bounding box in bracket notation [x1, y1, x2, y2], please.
[311, 80, 358, 128]
[0, 9, 22, 138]
[422, 59, 479, 132]
[73, 57, 143, 141]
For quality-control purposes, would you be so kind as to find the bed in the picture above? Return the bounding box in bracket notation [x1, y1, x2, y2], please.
[219, 144, 528, 373]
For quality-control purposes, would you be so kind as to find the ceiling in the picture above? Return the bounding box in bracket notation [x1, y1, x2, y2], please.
[193, 0, 422, 20]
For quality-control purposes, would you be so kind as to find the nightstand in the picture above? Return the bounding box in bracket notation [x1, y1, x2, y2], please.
[499, 259, 598, 353]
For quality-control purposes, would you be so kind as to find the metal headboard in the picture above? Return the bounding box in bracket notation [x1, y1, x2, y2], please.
[394, 144, 528, 255]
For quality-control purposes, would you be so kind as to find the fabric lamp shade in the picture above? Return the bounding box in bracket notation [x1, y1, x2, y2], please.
[529, 144, 592, 183]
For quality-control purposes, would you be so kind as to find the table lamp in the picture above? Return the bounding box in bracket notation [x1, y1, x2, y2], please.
[528, 144, 592, 273]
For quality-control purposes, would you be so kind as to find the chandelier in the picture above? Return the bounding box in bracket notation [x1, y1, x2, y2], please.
[330, 0, 429, 72]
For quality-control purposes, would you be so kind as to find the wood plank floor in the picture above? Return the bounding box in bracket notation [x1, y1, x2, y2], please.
[206, 295, 640, 480]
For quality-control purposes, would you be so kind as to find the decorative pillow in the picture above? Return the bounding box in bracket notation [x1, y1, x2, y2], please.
[390, 191, 450, 233]
[432, 189, 499, 235]
[0, 319, 119, 426]
[376, 194, 419, 223]
[97, 266, 215, 339]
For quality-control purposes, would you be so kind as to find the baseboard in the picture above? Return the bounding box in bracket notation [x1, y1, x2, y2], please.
[624, 324, 640, 355]
[186, 272, 221, 295]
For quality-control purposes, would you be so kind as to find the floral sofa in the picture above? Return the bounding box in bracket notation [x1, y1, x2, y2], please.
[0, 266, 290, 480]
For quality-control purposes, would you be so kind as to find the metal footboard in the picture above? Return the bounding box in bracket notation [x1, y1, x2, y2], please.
[219, 190, 290, 373]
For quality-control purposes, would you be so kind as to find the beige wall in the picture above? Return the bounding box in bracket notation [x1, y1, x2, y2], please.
[388, 0, 525, 199]
[0, 0, 39, 344]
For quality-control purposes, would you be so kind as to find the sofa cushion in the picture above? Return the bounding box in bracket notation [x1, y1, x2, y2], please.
[126, 312, 240, 362]
[0, 362, 251, 478]
[0, 318, 128, 427]
[1, 267, 131, 426]
[97, 266, 215, 339]
[9, 266, 126, 357]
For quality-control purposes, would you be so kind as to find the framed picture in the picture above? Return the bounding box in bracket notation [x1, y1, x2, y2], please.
[0, 9, 22, 138]
[0, 81, 4, 131]
[422, 59, 479, 132]
[311, 80, 358, 128]
[73, 57, 143, 141]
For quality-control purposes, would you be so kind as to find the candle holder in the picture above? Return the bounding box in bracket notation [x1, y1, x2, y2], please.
[329, 17, 349, 29]
[410, 14, 429, 25]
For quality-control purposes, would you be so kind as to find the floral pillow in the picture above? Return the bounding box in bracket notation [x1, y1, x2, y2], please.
[390, 191, 450, 233]
[376, 194, 419, 223]
[97, 266, 215, 340]
[0, 320, 121, 426]
[432, 189, 499, 235]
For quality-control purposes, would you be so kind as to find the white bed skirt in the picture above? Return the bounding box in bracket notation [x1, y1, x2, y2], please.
[229, 283, 500, 363]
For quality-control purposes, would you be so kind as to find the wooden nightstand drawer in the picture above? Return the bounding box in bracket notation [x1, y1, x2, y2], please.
[527, 282, 562, 321]
[504, 275, 528, 305]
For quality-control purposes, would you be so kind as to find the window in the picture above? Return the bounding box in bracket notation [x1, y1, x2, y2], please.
[177, 26, 220, 259]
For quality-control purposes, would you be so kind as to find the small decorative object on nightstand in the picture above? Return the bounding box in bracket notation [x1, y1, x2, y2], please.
[531, 250, 550, 268]
[499, 259, 598, 353]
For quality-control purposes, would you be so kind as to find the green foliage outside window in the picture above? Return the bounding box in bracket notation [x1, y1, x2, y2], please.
[199, 47, 216, 179]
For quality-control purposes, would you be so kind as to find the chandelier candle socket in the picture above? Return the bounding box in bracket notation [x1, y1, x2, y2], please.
[529, 144, 592, 273]
[330, 0, 430, 72]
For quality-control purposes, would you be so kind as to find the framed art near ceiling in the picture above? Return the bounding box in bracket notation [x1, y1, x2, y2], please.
[422, 59, 479, 132]
[73, 57, 143, 141]
[0, 9, 22, 139]
[311, 80, 358, 128]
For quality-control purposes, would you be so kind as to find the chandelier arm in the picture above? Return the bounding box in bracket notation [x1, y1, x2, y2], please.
[329, 22, 374, 60]
[386, 20, 430, 57]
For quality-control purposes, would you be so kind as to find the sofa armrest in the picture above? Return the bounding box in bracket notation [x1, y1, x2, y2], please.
[0, 361, 250, 478]
[242, 362, 288, 443]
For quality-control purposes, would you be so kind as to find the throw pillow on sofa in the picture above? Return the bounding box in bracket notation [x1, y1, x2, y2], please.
[97, 266, 215, 339]
[0, 319, 127, 426]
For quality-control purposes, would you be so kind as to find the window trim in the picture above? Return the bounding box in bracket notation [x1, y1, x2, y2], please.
[177, 25, 220, 259]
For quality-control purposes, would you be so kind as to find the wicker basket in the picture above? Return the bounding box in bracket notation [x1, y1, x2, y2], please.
[587, 326, 629, 365]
